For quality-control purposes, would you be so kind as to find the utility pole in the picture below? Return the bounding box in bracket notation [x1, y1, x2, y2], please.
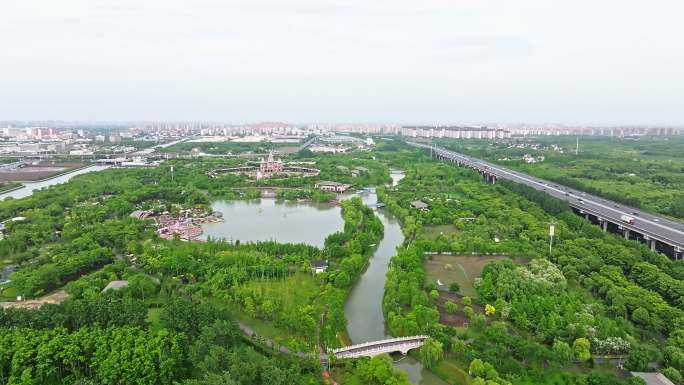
[575, 135, 579, 155]
[549, 224, 555, 258]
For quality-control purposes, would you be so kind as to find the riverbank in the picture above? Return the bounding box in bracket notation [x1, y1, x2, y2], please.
[341, 174, 449, 385]
[0, 183, 23, 194]
[0, 163, 90, 183]
[0, 165, 109, 200]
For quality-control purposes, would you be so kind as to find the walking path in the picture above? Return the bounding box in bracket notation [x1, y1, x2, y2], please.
[237, 322, 329, 361]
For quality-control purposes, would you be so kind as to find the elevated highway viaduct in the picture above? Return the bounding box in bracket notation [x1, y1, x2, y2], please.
[408, 142, 684, 260]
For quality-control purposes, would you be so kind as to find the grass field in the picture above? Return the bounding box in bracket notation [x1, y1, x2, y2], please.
[433, 355, 472, 385]
[424, 254, 511, 297]
[0, 285, 20, 301]
[240, 272, 321, 315]
[422, 224, 460, 240]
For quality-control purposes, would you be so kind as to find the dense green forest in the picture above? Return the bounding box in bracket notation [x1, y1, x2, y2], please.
[0, 149, 391, 384]
[376, 141, 684, 385]
[435, 136, 684, 220]
[0, 139, 682, 385]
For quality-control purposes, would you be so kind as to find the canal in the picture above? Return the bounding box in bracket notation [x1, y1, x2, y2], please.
[0, 165, 110, 200]
[344, 170, 448, 385]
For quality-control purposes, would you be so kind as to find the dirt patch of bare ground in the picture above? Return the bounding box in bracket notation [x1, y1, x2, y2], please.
[0, 162, 86, 182]
[1, 290, 69, 309]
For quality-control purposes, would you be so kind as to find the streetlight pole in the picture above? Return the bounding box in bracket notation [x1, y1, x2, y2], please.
[549, 224, 555, 258]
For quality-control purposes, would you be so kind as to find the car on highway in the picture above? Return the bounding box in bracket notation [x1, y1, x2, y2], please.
[621, 215, 636, 224]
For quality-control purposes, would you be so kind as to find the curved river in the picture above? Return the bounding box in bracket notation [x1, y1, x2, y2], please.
[345, 170, 448, 385]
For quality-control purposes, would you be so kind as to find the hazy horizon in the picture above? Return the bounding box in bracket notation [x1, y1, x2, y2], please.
[1, 120, 684, 129]
[2, 0, 683, 125]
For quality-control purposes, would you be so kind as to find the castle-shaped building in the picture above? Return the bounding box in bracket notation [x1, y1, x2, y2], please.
[259, 151, 284, 174]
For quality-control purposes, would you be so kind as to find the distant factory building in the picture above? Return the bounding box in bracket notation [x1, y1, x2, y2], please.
[410, 200, 429, 211]
[310, 144, 349, 153]
[401, 126, 511, 139]
[315, 181, 351, 193]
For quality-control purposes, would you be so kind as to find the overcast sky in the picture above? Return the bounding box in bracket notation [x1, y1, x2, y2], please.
[1, 0, 683, 125]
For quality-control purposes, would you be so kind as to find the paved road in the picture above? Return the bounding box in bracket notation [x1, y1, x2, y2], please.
[408, 142, 684, 252]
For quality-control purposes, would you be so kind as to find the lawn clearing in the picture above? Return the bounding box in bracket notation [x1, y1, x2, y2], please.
[433, 355, 472, 385]
[240, 272, 321, 315]
[424, 254, 514, 297]
[422, 224, 459, 240]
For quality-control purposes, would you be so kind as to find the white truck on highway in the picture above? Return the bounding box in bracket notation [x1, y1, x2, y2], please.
[620, 215, 635, 224]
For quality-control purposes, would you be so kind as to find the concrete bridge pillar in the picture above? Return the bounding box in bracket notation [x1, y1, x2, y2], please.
[650, 240, 656, 252]
[600, 220, 608, 232]
[624, 229, 630, 240]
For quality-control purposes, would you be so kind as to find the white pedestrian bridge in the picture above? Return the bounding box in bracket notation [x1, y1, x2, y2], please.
[329, 335, 429, 359]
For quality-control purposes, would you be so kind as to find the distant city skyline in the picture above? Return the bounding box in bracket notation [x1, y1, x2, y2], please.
[1, 0, 683, 125]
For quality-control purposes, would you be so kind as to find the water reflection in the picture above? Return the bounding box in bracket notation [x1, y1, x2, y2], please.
[201, 199, 344, 248]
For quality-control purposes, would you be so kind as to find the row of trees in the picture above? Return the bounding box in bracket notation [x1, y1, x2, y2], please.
[0, 326, 187, 385]
[0, 294, 147, 330]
